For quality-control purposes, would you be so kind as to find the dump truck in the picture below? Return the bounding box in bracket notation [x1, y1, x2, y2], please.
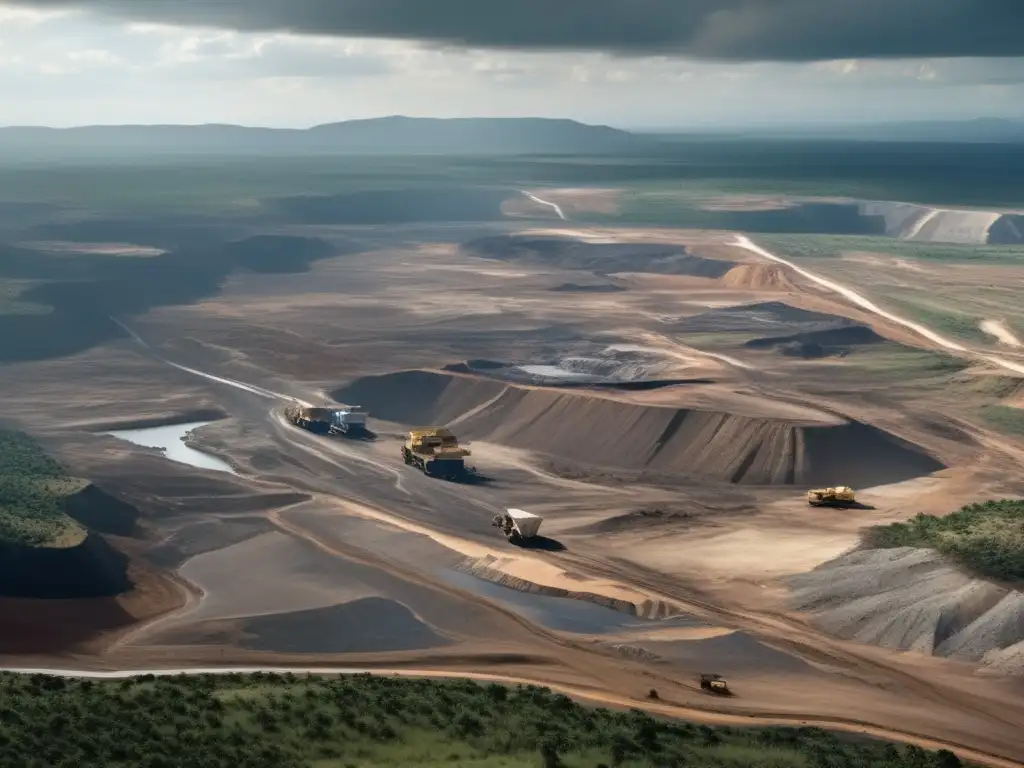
[807, 486, 856, 507]
[699, 674, 730, 695]
[492, 508, 543, 543]
[401, 427, 471, 479]
[285, 403, 369, 437]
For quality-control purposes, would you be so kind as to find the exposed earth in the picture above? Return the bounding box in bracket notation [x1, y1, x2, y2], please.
[2, 191, 1024, 764]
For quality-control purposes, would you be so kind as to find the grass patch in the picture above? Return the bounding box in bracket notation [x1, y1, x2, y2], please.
[754, 234, 1024, 265]
[865, 499, 1024, 582]
[979, 405, 1024, 435]
[840, 347, 970, 377]
[876, 299, 987, 344]
[0, 672, 967, 767]
[0, 429, 84, 547]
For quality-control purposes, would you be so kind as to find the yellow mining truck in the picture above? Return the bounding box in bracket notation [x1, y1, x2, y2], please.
[699, 674, 731, 695]
[807, 486, 856, 508]
[401, 427, 471, 479]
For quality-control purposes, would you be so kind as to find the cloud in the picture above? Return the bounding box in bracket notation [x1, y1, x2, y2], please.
[3, 0, 1024, 61]
[143, 30, 393, 79]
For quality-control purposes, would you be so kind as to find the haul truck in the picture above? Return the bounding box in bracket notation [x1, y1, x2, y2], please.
[699, 674, 731, 695]
[285, 403, 369, 437]
[492, 508, 543, 544]
[806, 486, 856, 508]
[401, 427, 471, 479]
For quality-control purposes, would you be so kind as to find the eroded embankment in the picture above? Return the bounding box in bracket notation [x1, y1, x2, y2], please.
[335, 370, 944, 487]
[788, 548, 1024, 675]
[462, 235, 736, 278]
[0, 532, 131, 599]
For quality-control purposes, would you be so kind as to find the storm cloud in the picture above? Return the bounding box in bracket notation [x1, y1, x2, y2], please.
[7, 0, 1024, 61]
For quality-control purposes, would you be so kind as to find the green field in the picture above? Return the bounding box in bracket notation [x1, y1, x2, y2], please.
[0, 672, 967, 768]
[979, 405, 1024, 436]
[847, 347, 971, 377]
[0, 430, 84, 547]
[864, 499, 1024, 582]
[754, 234, 1024, 265]
[881, 300, 989, 344]
[4, 137, 1024, 214]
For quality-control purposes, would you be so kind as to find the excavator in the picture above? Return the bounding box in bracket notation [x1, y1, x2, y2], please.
[806, 486, 856, 508]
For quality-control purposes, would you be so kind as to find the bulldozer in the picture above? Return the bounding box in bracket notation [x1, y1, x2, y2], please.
[401, 428, 471, 480]
[806, 486, 856, 508]
[699, 674, 730, 695]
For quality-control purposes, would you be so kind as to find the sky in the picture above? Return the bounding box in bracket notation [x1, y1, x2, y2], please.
[1, 1, 1023, 128]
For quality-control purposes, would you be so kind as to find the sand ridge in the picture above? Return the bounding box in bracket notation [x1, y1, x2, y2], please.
[789, 548, 1024, 675]
[336, 369, 944, 487]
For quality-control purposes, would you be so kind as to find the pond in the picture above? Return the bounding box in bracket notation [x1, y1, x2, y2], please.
[441, 570, 700, 635]
[106, 421, 236, 475]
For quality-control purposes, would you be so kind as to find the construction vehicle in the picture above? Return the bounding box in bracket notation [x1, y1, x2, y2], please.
[401, 427, 471, 479]
[806, 486, 856, 507]
[285, 403, 369, 437]
[699, 674, 730, 695]
[492, 508, 544, 544]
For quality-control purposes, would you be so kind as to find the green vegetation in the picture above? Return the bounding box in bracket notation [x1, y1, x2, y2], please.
[852, 348, 970, 377]
[979, 405, 1024, 436]
[4, 137, 1024, 214]
[0, 430, 83, 547]
[755, 234, 1024, 265]
[0, 672, 966, 767]
[898, 305, 986, 343]
[865, 500, 1024, 582]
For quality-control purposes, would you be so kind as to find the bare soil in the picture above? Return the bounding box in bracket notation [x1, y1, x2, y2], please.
[2, 220, 1024, 762]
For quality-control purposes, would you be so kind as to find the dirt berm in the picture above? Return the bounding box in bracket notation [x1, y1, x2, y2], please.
[335, 371, 944, 487]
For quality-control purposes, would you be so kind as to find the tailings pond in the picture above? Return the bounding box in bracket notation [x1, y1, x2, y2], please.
[105, 421, 236, 475]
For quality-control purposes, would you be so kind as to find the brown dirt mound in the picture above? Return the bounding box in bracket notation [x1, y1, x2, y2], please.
[720, 263, 799, 290]
[335, 371, 944, 487]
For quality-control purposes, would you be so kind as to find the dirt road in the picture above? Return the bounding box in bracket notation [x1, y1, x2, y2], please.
[520, 190, 567, 220]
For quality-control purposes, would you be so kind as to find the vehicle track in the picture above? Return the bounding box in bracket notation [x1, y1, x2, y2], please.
[561, 548, 1024, 736]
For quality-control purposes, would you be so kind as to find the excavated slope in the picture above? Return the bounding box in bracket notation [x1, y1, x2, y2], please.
[859, 201, 1023, 245]
[789, 548, 1024, 675]
[335, 371, 943, 487]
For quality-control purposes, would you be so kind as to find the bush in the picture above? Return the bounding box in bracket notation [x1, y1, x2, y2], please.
[0, 672, 974, 767]
[0, 430, 82, 546]
[865, 499, 1024, 582]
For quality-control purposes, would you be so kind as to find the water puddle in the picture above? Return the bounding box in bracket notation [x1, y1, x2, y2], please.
[106, 421, 236, 475]
[441, 570, 698, 635]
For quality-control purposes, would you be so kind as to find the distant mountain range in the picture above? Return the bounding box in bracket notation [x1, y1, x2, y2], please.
[0, 116, 650, 157]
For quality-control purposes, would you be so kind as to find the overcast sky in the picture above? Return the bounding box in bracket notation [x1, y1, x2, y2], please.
[2, 1, 1023, 128]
